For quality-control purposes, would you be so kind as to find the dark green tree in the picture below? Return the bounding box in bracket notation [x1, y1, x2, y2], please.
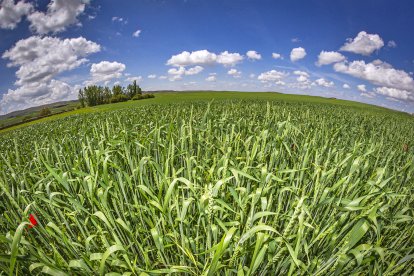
[103, 87, 112, 104]
[127, 80, 142, 98]
[78, 88, 85, 107]
[39, 108, 52, 117]
[112, 85, 124, 96]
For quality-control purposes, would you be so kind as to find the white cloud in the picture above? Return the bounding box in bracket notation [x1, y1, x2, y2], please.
[167, 50, 217, 67]
[361, 92, 376, 98]
[167, 65, 203, 81]
[333, 60, 414, 92]
[228, 68, 241, 78]
[206, 75, 216, 82]
[258, 70, 287, 82]
[290, 47, 306, 62]
[387, 40, 397, 48]
[343, 83, 350, 89]
[112, 16, 123, 22]
[126, 76, 142, 83]
[313, 78, 334, 88]
[292, 71, 311, 89]
[357, 84, 366, 92]
[272, 53, 282, 59]
[0, 0, 33, 29]
[3, 36, 100, 86]
[297, 75, 308, 82]
[249, 73, 256, 78]
[132, 29, 141, 37]
[167, 66, 184, 81]
[291, 38, 300, 43]
[246, 50, 261, 60]
[216, 51, 244, 66]
[167, 50, 243, 67]
[316, 51, 346, 66]
[340, 31, 384, 56]
[1, 35, 99, 113]
[167, 67, 185, 75]
[293, 70, 309, 82]
[111, 16, 127, 24]
[0, 79, 78, 114]
[374, 87, 414, 101]
[293, 70, 309, 78]
[185, 65, 204, 75]
[88, 61, 126, 84]
[148, 74, 157, 79]
[28, 0, 90, 34]
[158, 76, 167, 80]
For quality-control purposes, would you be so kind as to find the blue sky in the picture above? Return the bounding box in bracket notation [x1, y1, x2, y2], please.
[0, 0, 414, 114]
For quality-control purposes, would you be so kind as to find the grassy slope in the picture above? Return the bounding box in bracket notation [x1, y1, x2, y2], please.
[0, 101, 79, 128]
[0, 91, 410, 134]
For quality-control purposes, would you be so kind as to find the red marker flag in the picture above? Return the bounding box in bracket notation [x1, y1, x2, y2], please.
[28, 214, 38, 228]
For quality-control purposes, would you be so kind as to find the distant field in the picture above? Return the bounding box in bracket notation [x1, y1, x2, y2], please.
[0, 91, 410, 134]
[0, 92, 413, 274]
[0, 101, 79, 131]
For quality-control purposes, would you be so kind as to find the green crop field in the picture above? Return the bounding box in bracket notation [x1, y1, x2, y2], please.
[0, 92, 413, 275]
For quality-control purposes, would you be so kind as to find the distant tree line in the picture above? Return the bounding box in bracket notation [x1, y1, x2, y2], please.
[78, 80, 154, 107]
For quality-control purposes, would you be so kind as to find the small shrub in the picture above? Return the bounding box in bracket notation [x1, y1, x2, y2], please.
[132, 94, 143, 100]
[110, 94, 129, 103]
[22, 115, 32, 122]
[39, 108, 52, 117]
[132, 94, 155, 100]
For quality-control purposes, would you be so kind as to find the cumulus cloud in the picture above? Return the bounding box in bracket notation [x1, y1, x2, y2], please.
[290, 47, 306, 62]
[246, 50, 261, 60]
[313, 78, 334, 88]
[185, 65, 204, 75]
[340, 31, 384, 56]
[293, 71, 309, 82]
[228, 68, 241, 78]
[126, 76, 142, 82]
[167, 65, 203, 81]
[88, 61, 126, 84]
[387, 40, 397, 48]
[167, 50, 243, 67]
[0, 79, 78, 114]
[27, 0, 90, 34]
[361, 92, 376, 98]
[148, 74, 157, 79]
[168, 66, 185, 77]
[343, 84, 350, 89]
[112, 16, 124, 22]
[357, 84, 366, 92]
[333, 59, 414, 92]
[272, 53, 282, 59]
[3, 36, 100, 86]
[258, 70, 287, 82]
[374, 87, 414, 101]
[216, 51, 244, 66]
[0, 0, 33, 29]
[290, 71, 311, 89]
[316, 51, 346, 66]
[1, 35, 100, 113]
[132, 29, 141, 37]
[167, 50, 216, 67]
[206, 75, 216, 82]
